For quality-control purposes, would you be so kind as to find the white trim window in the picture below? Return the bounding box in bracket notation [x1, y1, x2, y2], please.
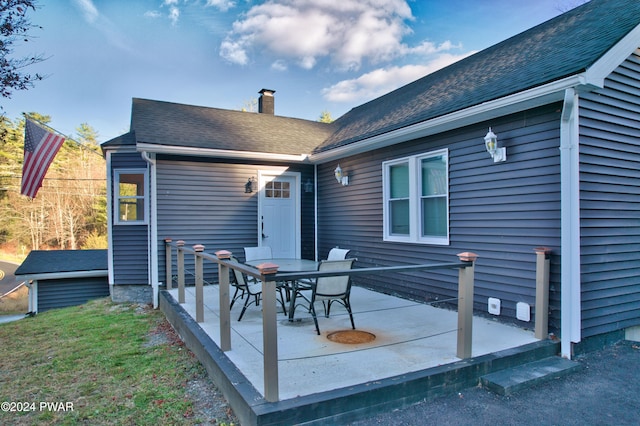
[114, 169, 148, 225]
[383, 149, 449, 245]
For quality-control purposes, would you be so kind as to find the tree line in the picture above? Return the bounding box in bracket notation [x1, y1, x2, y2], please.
[0, 114, 107, 256]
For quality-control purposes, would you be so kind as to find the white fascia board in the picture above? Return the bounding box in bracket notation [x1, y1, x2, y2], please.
[101, 145, 138, 154]
[309, 74, 595, 164]
[18, 270, 109, 282]
[584, 23, 640, 87]
[137, 143, 310, 163]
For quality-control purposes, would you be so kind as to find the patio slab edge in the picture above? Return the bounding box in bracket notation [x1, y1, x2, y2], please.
[159, 290, 559, 426]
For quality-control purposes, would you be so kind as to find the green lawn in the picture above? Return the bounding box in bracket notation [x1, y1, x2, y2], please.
[0, 298, 235, 425]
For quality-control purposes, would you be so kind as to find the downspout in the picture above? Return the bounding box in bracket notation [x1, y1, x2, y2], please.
[314, 164, 318, 261]
[142, 151, 159, 308]
[106, 152, 114, 292]
[26, 280, 37, 314]
[560, 88, 581, 359]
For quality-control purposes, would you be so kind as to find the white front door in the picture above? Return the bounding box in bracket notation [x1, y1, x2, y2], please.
[259, 172, 300, 258]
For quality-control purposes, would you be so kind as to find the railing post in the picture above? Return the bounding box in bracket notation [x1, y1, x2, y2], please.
[216, 250, 232, 352]
[194, 244, 205, 323]
[165, 238, 173, 290]
[177, 240, 185, 303]
[456, 252, 478, 359]
[535, 247, 551, 340]
[256, 262, 280, 402]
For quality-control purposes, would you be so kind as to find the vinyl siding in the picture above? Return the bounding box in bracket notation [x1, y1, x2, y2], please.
[578, 48, 640, 338]
[154, 158, 314, 286]
[110, 153, 149, 285]
[317, 104, 562, 328]
[38, 277, 110, 312]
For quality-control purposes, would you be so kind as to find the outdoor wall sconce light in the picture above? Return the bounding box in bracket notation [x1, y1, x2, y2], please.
[334, 164, 349, 186]
[244, 177, 257, 193]
[484, 127, 506, 162]
[303, 178, 314, 193]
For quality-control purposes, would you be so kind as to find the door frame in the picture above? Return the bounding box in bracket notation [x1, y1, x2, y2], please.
[257, 170, 302, 259]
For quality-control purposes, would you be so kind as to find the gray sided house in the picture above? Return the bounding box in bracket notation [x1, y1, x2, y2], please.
[102, 0, 640, 358]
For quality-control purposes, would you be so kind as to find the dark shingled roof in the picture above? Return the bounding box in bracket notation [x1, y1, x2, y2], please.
[130, 98, 336, 156]
[15, 250, 108, 276]
[313, 0, 640, 153]
[100, 130, 135, 151]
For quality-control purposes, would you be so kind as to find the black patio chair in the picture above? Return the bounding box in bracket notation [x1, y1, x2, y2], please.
[229, 256, 287, 321]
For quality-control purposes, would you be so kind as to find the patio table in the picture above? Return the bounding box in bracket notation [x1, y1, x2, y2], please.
[245, 258, 319, 320]
[245, 258, 319, 273]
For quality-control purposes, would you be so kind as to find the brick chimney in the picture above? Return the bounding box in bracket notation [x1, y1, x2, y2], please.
[258, 88, 275, 115]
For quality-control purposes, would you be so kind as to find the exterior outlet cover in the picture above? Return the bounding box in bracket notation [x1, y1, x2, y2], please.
[517, 302, 531, 322]
[488, 297, 501, 315]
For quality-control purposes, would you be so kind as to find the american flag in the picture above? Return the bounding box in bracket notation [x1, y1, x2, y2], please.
[21, 119, 66, 198]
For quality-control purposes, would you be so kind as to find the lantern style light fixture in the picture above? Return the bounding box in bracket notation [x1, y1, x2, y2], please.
[244, 177, 257, 193]
[334, 164, 349, 186]
[303, 178, 314, 193]
[484, 127, 506, 162]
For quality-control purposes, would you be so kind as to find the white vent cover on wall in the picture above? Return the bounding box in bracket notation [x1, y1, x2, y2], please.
[488, 297, 501, 315]
[516, 302, 531, 322]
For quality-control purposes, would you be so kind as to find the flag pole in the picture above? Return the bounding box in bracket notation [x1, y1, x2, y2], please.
[21, 113, 103, 157]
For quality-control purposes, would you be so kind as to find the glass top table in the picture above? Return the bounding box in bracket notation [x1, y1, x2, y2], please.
[244, 258, 319, 321]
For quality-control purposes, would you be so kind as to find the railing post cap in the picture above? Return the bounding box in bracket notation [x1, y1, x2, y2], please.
[215, 250, 232, 259]
[164, 237, 172, 243]
[193, 244, 205, 252]
[457, 252, 478, 262]
[534, 247, 552, 255]
[256, 262, 279, 275]
[176, 240, 185, 247]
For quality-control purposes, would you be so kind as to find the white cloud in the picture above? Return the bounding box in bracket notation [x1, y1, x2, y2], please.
[73, 0, 99, 23]
[168, 6, 180, 26]
[220, 0, 429, 70]
[322, 52, 474, 103]
[72, 0, 132, 53]
[220, 39, 249, 65]
[144, 11, 162, 19]
[271, 59, 288, 71]
[206, 0, 236, 12]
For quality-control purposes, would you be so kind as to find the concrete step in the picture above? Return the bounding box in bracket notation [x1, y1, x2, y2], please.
[481, 356, 582, 395]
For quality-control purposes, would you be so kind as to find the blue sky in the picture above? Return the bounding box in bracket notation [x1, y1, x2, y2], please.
[3, 0, 583, 143]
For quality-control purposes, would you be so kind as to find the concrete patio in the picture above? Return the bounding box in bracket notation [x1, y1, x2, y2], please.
[160, 283, 556, 425]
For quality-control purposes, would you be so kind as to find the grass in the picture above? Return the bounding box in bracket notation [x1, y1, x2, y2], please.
[0, 298, 235, 425]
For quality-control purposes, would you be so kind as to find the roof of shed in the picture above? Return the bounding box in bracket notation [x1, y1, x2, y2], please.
[15, 250, 108, 276]
[314, 0, 640, 153]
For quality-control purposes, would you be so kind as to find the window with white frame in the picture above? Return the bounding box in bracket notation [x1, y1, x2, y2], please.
[383, 149, 449, 245]
[114, 170, 147, 225]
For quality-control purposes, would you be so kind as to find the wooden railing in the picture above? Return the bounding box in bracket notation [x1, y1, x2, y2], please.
[164, 238, 477, 402]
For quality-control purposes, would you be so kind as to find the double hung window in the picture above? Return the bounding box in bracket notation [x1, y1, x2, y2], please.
[383, 149, 449, 245]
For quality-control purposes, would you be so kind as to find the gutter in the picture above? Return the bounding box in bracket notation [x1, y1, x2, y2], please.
[142, 151, 160, 308]
[137, 143, 310, 163]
